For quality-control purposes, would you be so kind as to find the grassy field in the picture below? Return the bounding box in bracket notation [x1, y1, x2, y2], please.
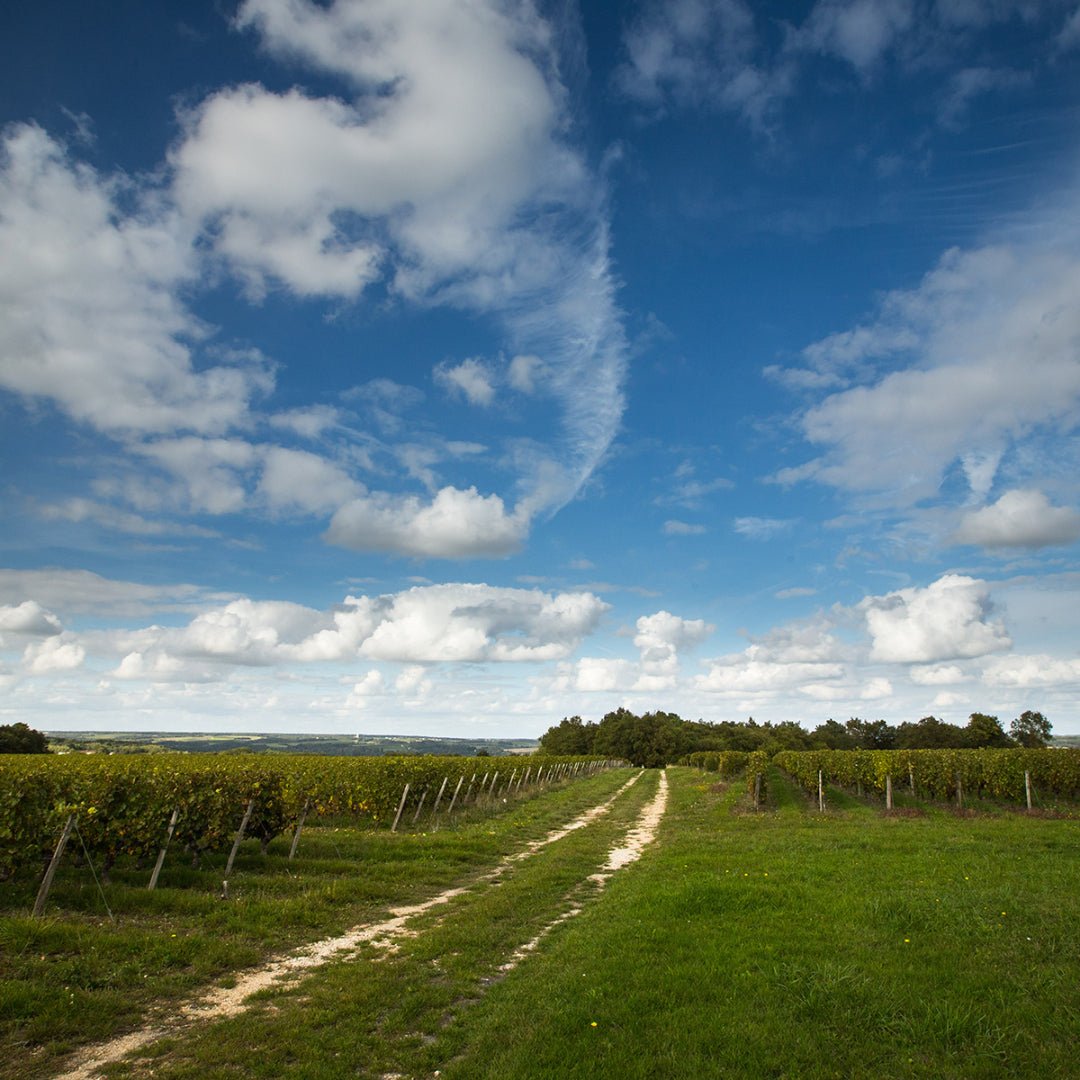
[2, 766, 1077, 1079]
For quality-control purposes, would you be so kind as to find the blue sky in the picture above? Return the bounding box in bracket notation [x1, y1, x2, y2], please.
[4, 0, 1080, 737]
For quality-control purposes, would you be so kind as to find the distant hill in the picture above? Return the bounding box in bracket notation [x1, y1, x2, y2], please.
[45, 731, 539, 757]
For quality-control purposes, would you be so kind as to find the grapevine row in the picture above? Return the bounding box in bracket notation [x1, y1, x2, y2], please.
[0, 753, 612, 880]
[773, 747, 1080, 804]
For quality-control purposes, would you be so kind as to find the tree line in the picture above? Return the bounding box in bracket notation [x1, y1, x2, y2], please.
[538, 709, 1053, 768]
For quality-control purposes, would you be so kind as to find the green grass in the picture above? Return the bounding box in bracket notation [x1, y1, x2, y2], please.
[5, 767, 1079, 1079]
[0, 768, 640, 1078]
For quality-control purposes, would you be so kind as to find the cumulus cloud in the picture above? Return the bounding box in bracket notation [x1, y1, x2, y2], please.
[257, 446, 361, 516]
[435, 358, 496, 407]
[860, 574, 1010, 663]
[0, 600, 62, 636]
[97, 583, 608, 675]
[909, 663, 968, 685]
[981, 653, 1080, 688]
[633, 610, 713, 689]
[951, 489, 1080, 550]
[557, 656, 635, 693]
[23, 634, 86, 674]
[0, 125, 270, 436]
[697, 656, 845, 692]
[326, 486, 528, 558]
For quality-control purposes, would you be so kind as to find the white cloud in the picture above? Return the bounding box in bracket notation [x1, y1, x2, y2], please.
[268, 405, 342, 440]
[0, 125, 270, 436]
[35, 497, 219, 539]
[257, 447, 361, 516]
[777, 243, 1080, 505]
[909, 663, 968, 685]
[99, 583, 608, 675]
[733, 516, 794, 540]
[860, 573, 1011, 663]
[395, 665, 433, 697]
[0, 600, 62, 636]
[1059, 6, 1080, 50]
[168, 0, 626, 533]
[179, 598, 328, 665]
[434, 358, 496, 407]
[353, 585, 608, 664]
[796, 0, 913, 73]
[326, 485, 528, 559]
[559, 656, 635, 693]
[508, 353, 545, 393]
[23, 634, 86, 674]
[938, 66, 1028, 128]
[663, 520, 706, 535]
[982, 653, 1080, 688]
[633, 610, 713, 689]
[135, 437, 260, 514]
[615, 0, 791, 130]
[951, 489, 1080, 550]
[0, 569, 218, 619]
[697, 657, 845, 692]
[860, 676, 893, 699]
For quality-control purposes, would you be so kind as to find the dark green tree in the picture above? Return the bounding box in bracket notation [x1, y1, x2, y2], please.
[811, 719, 859, 749]
[895, 716, 967, 749]
[845, 717, 897, 749]
[1009, 710, 1052, 748]
[963, 712, 1014, 748]
[538, 715, 596, 755]
[0, 722, 50, 754]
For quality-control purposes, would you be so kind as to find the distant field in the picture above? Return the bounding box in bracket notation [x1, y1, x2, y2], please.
[43, 730, 540, 757]
[2, 766, 1077, 1079]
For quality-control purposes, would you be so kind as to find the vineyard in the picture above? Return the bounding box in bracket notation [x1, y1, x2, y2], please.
[1, 764, 1078, 1078]
[0, 752, 612, 885]
[685, 746, 1080, 809]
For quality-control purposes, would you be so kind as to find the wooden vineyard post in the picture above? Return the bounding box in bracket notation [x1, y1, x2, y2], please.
[753, 773, 762, 809]
[517, 767, 530, 792]
[411, 790, 428, 825]
[1025, 770, 1033, 811]
[148, 808, 180, 890]
[505, 769, 518, 796]
[956, 773, 963, 810]
[33, 814, 77, 918]
[391, 784, 410, 833]
[488, 772, 499, 799]
[431, 776, 450, 816]
[463, 773, 477, 803]
[447, 775, 465, 816]
[818, 770, 825, 813]
[885, 775, 893, 811]
[223, 799, 255, 889]
[909, 766, 916, 797]
[288, 801, 310, 861]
